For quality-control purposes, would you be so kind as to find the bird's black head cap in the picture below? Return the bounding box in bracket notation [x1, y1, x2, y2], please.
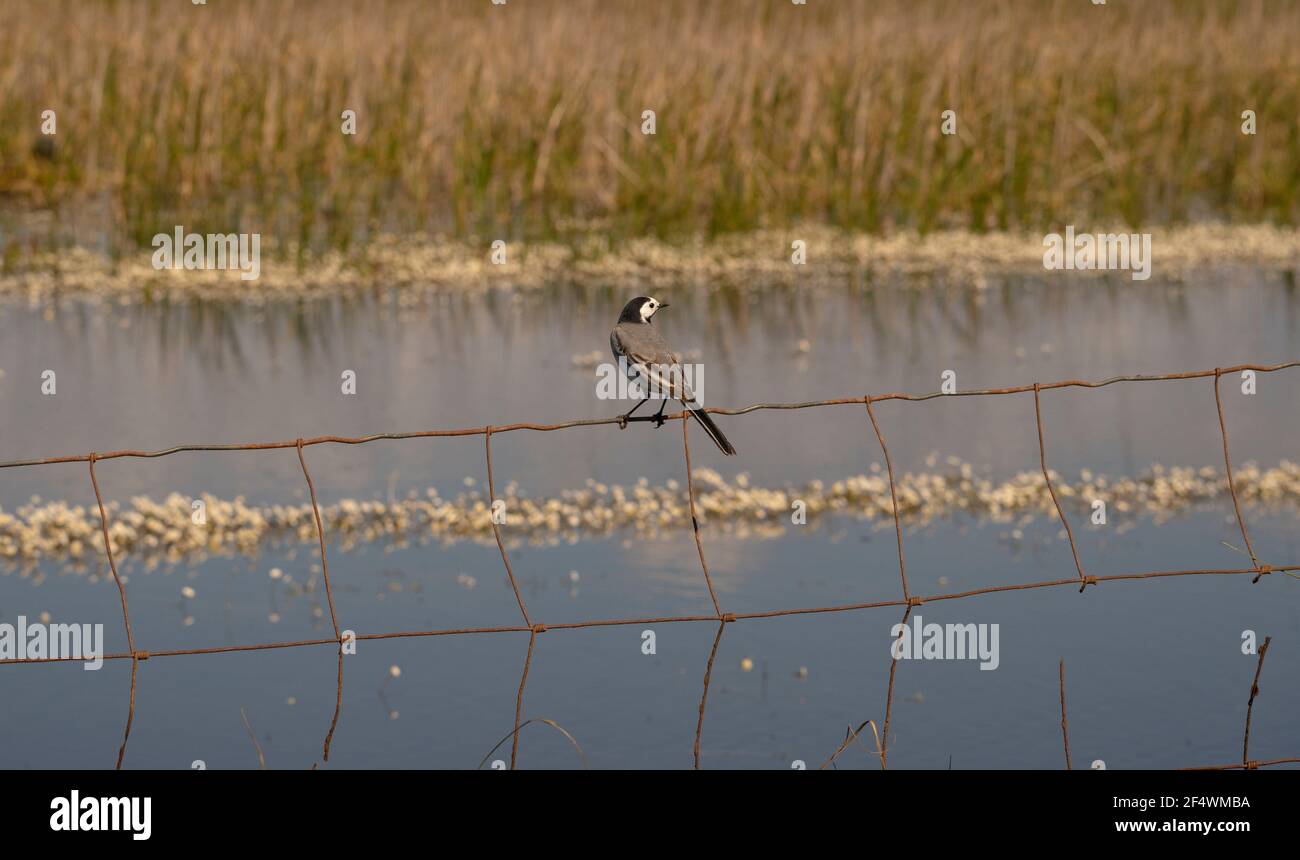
[618, 296, 667, 323]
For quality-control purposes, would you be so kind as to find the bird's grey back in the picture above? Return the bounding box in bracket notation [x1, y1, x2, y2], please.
[611, 321, 679, 366]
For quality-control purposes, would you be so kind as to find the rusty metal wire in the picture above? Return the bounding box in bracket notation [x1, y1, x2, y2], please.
[1059, 659, 1072, 770]
[1, 360, 1297, 771]
[1242, 635, 1271, 766]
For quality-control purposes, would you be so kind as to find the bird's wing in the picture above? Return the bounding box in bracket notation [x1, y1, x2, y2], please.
[611, 325, 678, 365]
[611, 325, 696, 403]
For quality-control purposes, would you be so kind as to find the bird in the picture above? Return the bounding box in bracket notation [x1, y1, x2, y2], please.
[609, 296, 736, 456]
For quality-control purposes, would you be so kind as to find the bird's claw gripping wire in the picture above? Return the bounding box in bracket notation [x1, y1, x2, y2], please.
[617, 397, 667, 429]
[617, 396, 650, 429]
[617, 412, 666, 429]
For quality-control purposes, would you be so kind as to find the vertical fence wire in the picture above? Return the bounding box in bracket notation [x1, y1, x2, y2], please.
[1243, 635, 1271, 766]
[1034, 385, 1089, 591]
[1214, 370, 1269, 582]
[1059, 659, 1072, 770]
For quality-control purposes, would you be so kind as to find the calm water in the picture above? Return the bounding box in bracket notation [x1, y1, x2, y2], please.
[2, 267, 1298, 769]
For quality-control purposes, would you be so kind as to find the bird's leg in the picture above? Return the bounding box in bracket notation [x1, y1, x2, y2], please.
[652, 398, 668, 428]
[618, 397, 650, 429]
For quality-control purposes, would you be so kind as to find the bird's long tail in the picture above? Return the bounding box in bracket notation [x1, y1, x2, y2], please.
[686, 405, 737, 456]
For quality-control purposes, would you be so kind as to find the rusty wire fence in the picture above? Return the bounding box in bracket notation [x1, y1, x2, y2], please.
[2, 360, 1299, 771]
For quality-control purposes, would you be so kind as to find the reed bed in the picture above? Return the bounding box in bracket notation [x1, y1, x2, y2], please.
[1, 0, 1298, 256]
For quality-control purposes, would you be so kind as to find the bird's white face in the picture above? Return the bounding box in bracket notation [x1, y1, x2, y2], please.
[639, 297, 662, 321]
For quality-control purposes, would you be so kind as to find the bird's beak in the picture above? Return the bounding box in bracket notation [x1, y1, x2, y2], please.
[658, 302, 670, 310]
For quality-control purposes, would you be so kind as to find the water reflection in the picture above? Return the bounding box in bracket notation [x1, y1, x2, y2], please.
[2, 268, 1299, 768]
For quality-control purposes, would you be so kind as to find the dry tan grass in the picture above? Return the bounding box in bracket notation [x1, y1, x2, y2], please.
[1, 0, 1298, 252]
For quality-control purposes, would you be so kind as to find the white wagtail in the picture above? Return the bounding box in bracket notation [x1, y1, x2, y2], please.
[610, 296, 737, 456]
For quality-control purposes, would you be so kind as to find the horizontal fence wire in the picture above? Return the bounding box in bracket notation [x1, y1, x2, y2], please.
[1, 361, 1297, 770]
